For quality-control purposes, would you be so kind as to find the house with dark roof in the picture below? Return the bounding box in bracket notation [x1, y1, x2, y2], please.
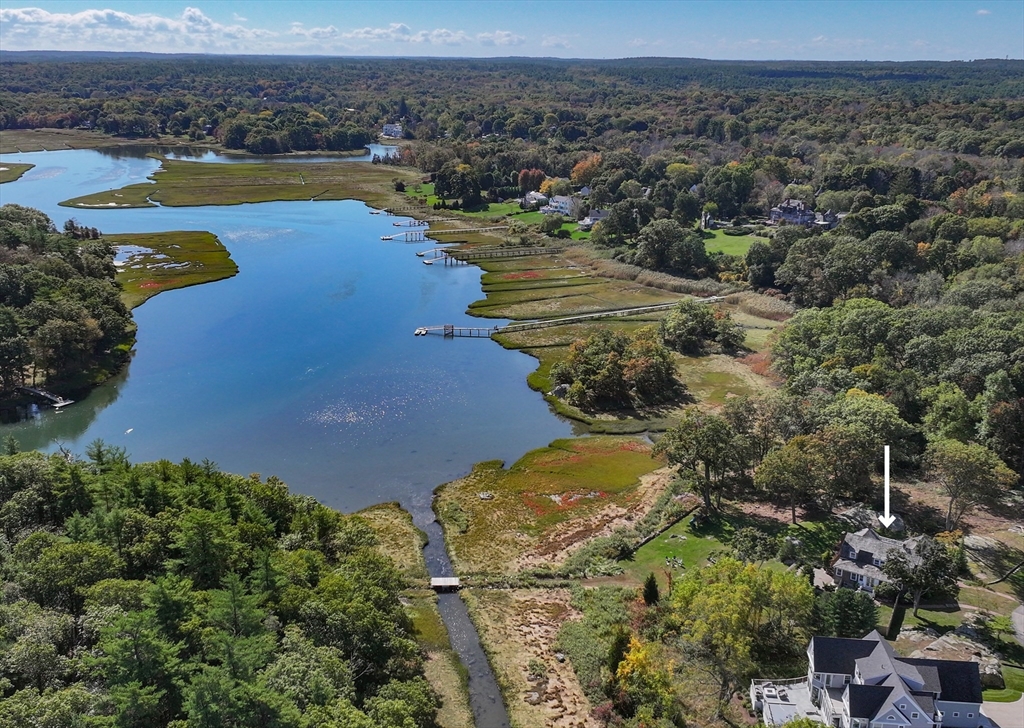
[833, 528, 924, 594]
[754, 631, 985, 728]
[770, 198, 816, 225]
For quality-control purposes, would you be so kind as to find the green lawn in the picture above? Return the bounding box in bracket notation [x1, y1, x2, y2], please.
[703, 228, 767, 256]
[621, 513, 726, 585]
[984, 665, 1024, 702]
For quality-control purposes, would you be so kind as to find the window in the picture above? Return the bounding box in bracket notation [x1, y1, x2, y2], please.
[912, 713, 919, 718]
[967, 714, 973, 719]
[901, 705, 907, 710]
[836, 568, 843, 576]
[844, 675, 851, 684]
[953, 713, 959, 718]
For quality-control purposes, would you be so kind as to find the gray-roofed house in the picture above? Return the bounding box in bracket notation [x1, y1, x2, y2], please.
[832, 528, 925, 594]
[770, 198, 816, 226]
[753, 631, 985, 728]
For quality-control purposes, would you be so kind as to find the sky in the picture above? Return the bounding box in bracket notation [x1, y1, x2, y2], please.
[1, 1, 1022, 61]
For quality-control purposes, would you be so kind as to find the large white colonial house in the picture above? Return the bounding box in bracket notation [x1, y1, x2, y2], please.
[753, 631, 985, 728]
[540, 195, 580, 217]
[833, 528, 924, 594]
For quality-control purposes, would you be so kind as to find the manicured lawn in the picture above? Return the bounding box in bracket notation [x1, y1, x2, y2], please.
[110, 230, 238, 309]
[621, 513, 725, 584]
[985, 665, 1024, 701]
[703, 228, 767, 256]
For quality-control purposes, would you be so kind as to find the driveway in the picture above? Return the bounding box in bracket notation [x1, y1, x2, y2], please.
[983, 696, 1024, 728]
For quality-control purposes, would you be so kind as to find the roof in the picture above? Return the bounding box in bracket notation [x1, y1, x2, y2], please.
[900, 658, 983, 704]
[843, 528, 923, 567]
[847, 684, 893, 718]
[809, 635, 879, 674]
[911, 692, 936, 714]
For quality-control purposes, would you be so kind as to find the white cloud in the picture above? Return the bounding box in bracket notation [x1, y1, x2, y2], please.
[628, 38, 663, 48]
[976, 8, 991, 14]
[542, 34, 572, 49]
[233, 13, 248, 22]
[343, 23, 468, 45]
[344, 22, 413, 41]
[290, 23, 339, 40]
[0, 6, 274, 52]
[477, 30, 525, 46]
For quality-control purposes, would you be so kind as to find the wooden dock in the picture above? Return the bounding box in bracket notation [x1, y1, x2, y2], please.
[381, 226, 509, 242]
[414, 296, 724, 338]
[18, 386, 74, 407]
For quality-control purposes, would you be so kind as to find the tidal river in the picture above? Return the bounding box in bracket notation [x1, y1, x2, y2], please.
[0, 147, 571, 514]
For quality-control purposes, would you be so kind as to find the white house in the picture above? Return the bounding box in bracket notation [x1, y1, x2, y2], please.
[540, 195, 580, 217]
[523, 191, 549, 207]
[382, 123, 403, 139]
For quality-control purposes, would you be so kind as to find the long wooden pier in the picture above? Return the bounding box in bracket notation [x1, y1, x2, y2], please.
[448, 246, 566, 260]
[414, 296, 724, 337]
[381, 226, 508, 242]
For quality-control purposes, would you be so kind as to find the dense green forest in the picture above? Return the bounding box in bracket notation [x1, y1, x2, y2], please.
[0, 205, 132, 398]
[0, 445, 438, 728]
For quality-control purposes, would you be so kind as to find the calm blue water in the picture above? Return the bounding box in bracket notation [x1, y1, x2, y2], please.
[0, 148, 570, 513]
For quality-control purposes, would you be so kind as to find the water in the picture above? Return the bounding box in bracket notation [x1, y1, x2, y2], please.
[0, 148, 571, 513]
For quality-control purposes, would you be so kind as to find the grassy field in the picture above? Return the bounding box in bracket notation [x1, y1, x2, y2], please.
[479, 251, 778, 431]
[357, 501, 429, 580]
[109, 231, 238, 309]
[703, 228, 768, 256]
[435, 436, 661, 575]
[61, 156, 421, 210]
[0, 163, 33, 184]
[0, 128, 205, 154]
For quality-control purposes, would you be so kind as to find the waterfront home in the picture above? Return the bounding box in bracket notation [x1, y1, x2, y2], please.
[523, 191, 549, 207]
[752, 631, 985, 728]
[382, 123, 403, 138]
[541, 195, 580, 217]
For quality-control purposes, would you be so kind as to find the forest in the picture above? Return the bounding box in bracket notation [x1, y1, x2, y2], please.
[0, 205, 132, 399]
[0, 444, 437, 728]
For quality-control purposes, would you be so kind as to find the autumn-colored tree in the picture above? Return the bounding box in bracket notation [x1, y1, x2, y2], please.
[571, 154, 602, 185]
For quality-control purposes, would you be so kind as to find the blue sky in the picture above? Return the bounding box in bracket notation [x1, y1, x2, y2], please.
[1, 1, 1021, 61]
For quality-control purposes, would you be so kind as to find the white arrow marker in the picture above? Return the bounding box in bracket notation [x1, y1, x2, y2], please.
[878, 445, 896, 528]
